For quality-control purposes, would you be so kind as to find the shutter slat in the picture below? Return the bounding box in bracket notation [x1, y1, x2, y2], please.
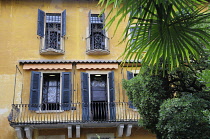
[81, 72, 89, 121]
[29, 71, 41, 111]
[37, 9, 45, 37]
[61, 10, 66, 37]
[108, 71, 116, 120]
[61, 72, 72, 110]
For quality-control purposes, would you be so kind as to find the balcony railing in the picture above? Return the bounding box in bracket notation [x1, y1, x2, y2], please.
[8, 102, 140, 125]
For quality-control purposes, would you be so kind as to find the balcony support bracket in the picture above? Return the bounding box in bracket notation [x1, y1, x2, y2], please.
[126, 124, 133, 137]
[68, 125, 72, 138]
[118, 124, 124, 137]
[76, 125, 80, 138]
[24, 127, 32, 139]
[15, 127, 24, 139]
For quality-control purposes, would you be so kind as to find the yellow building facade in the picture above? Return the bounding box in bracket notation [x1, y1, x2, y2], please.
[0, 0, 156, 139]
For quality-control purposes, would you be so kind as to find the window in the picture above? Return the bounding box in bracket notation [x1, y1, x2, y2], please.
[37, 9, 66, 55]
[86, 11, 109, 55]
[87, 133, 114, 139]
[127, 71, 138, 109]
[42, 73, 60, 110]
[81, 71, 115, 121]
[129, 26, 139, 51]
[29, 71, 72, 111]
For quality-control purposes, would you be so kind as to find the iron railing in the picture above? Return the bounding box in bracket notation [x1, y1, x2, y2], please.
[8, 102, 140, 125]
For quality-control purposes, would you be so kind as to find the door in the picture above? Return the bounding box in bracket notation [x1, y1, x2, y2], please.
[81, 72, 116, 121]
[90, 74, 108, 121]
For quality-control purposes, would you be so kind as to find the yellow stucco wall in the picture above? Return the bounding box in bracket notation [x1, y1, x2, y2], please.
[0, 0, 155, 139]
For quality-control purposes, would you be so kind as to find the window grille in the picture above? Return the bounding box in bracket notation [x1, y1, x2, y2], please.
[45, 13, 61, 50]
[90, 14, 103, 24]
[42, 73, 60, 110]
[90, 14, 105, 50]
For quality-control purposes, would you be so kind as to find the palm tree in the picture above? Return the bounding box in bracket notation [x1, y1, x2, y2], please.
[99, 0, 210, 75]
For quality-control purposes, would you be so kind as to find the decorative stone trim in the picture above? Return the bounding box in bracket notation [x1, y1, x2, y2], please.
[126, 124, 133, 137]
[76, 125, 80, 138]
[68, 125, 72, 138]
[15, 127, 24, 139]
[86, 49, 110, 55]
[118, 124, 124, 137]
[24, 127, 32, 139]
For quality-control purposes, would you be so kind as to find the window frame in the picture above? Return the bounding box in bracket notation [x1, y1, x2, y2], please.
[127, 70, 139, 110]
[86, 11, 110, 55]
[29, 70, 72, 112]
[39, 71, 63, 112]
[128, 25, 139, 52]
[81, 71, 116, 121]
[37, 9, 66, 55]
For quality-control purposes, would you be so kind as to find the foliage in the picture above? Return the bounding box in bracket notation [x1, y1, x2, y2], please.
[123, 66, 210, 138]
[99, 0, 210, 74]
[197, 49, 210, 90]
[123, 69, 169, 134]
[157, 94, 210, 139]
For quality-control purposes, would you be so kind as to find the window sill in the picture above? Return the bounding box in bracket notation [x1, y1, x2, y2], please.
[40, 48, 64, 55]
[36, 110, 64, 113]
[86, 49, 110, 55]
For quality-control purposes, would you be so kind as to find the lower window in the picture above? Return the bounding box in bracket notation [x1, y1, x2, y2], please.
[42, 73, 60, 110]
[29, 71, 72, 111]
[87, 133, 114, 139]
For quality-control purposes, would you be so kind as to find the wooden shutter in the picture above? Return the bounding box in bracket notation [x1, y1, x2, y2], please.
[127, 71, 134, 80]
[88, 10, 92, 36]
[81, 72, 90, 121]
[108, 71, 116, 120]
[37, 9, 45, 37]
[61, 72, 72, 110]
[127, 71, 136, 109]
[29, 71, 41, 111]
[101, 13, 106, 36]
[61, 10, 66, 37]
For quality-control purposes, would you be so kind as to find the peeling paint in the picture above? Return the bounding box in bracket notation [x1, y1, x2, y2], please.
[0, 108, 9, 115]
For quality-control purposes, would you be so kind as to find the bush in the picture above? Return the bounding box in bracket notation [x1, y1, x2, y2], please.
[157, 95, 210, 139]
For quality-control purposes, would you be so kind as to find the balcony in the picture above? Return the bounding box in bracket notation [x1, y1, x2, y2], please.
[8, 102, 140, 128]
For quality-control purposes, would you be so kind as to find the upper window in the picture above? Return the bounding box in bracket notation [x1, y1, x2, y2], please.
[86, 12, 110, 55]
[37, 9, 66, 55]
[129, 27, 139, 52]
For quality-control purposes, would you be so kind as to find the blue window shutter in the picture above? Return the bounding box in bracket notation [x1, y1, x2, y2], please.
[88, 10, 91, 36]
[127, 71, 136, 109]
[61, 10, 66, 37]
[29, 71, 41, 111]
[61, 72, 72, 110]
[37, 9, 45, 37]
[81, 72, 89, 121]
[108, 71, 116, 121]
[101, 13, 106, 36]
[127, 71, 134, 80]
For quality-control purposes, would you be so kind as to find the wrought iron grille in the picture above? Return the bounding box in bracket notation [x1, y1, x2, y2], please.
[45, 13, 61, 50]
[42, 74, 60, 110]
[90, 14, 105, 50]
